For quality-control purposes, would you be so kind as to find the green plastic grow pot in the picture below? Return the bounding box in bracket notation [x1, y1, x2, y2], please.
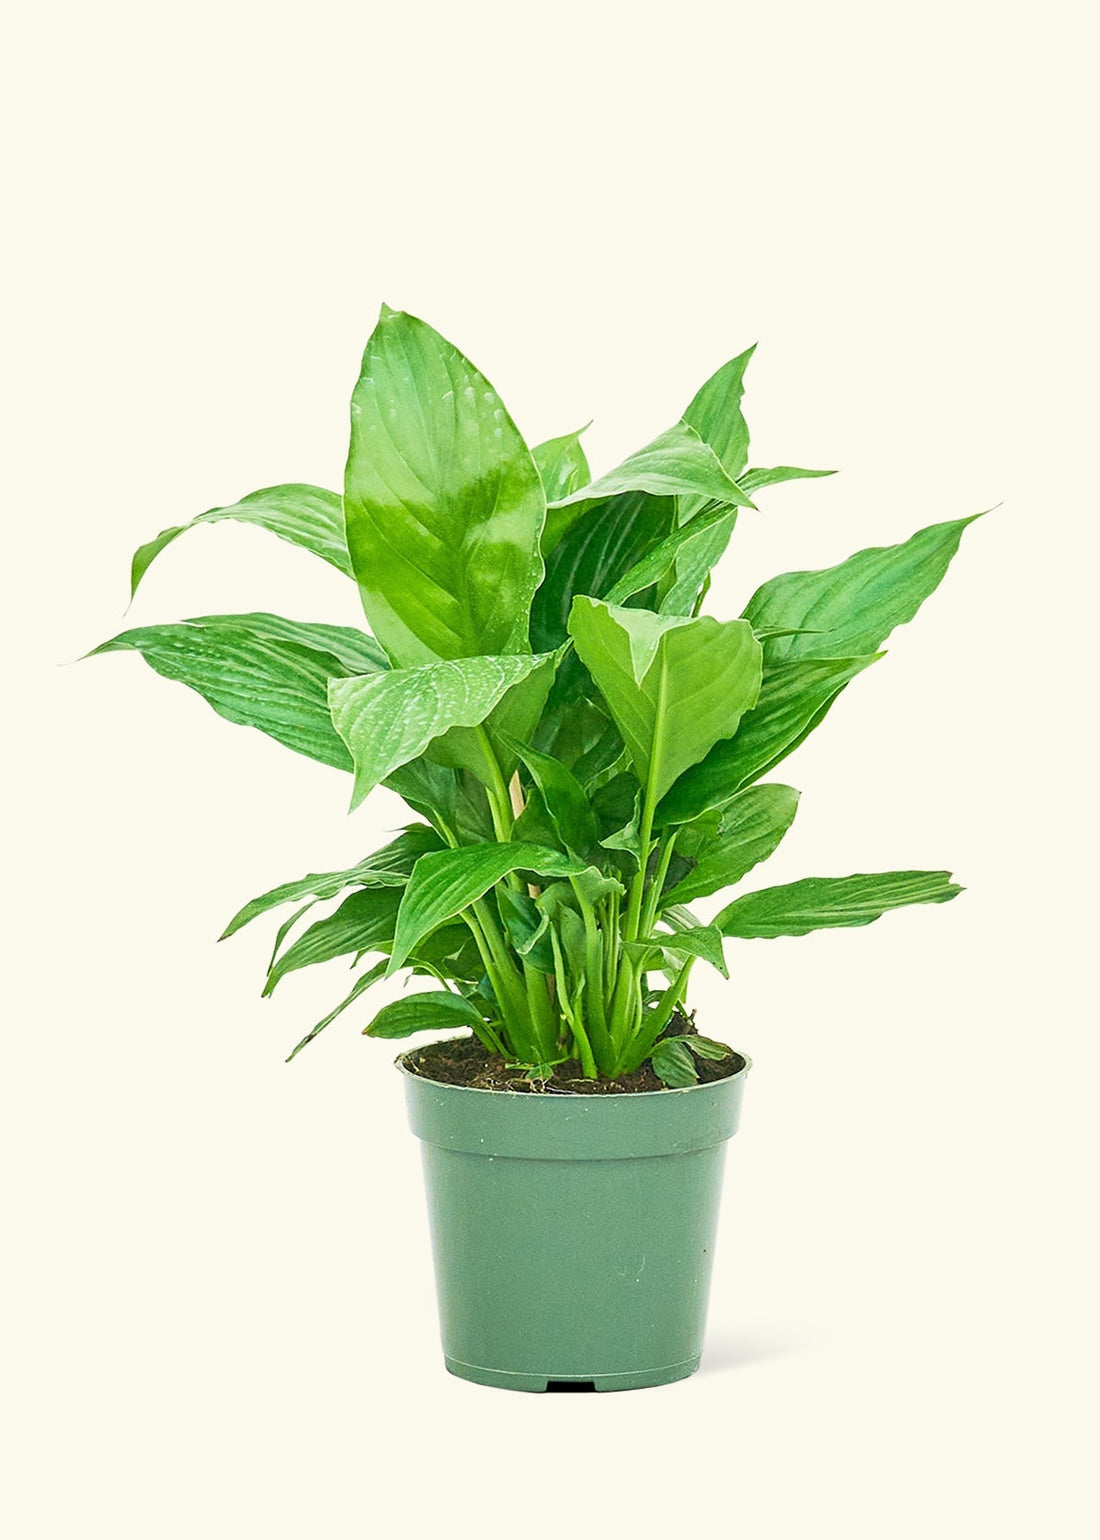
[399, 1049, 750, 1393]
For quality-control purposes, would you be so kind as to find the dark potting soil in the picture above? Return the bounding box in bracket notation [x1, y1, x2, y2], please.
[404, 1015, 745, 1094]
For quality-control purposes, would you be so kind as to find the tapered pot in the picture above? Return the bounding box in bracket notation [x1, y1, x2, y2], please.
[399, 1050, 750, 1392]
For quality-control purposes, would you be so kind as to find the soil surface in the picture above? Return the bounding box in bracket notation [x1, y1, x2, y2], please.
[404, 1015, 745, 1094]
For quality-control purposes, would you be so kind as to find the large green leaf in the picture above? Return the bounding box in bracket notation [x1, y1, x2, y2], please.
[532, 427, 591, 501]
[661, 784, 801, 907]
[388, 843, 592, 973]
[220, 825, 443, 938]
[130, 484, 351, 598]
[567, 598, 763, 803]
[656, 654, 881, 824]
[89, 612, 381, 770]
[329, 653, 556, 811]
[364, 990, 488, 1039]
[743, 515, 981, 663]
[265, 886, 403, 993]
[716, 871, 962, 939]
[542, 421, 756, 553]
[343, 305, 546, 667]
[531, 491, 673, 651]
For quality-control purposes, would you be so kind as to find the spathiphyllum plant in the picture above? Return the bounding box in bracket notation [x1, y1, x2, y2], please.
[94, 306, 975, 1088]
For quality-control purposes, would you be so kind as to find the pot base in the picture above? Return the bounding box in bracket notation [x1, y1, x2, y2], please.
[444, 1354, 699, 1393]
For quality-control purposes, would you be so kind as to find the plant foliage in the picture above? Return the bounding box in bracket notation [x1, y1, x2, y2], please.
[93, 307, 977, 1084]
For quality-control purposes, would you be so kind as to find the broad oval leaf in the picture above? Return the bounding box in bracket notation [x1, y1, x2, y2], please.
[743, 514, 982, 663]
[661, 784, 801, 907]
[89, 613, 383, 770]
[656, 653, 881, 824]
[364, 990, 488, 1039]
[388, 843, 592, 974]
[329, 653, 557, 811]
[715, 870, 962, 939]
[343, 305, 546, 667]
[568, 597, 763, 802]
[130, 484, 352, 598]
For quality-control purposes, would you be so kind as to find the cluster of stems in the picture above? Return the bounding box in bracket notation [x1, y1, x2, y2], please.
[428, 728, 693, 1080]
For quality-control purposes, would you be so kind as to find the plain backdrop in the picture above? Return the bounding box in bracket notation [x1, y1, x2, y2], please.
[4, 2, 1097, 1536]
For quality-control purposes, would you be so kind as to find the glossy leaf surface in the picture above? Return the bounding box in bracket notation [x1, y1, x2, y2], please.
[343, 306, 546, 667]
[743, 515, 980, 662]
[389, 843, 592, 973]
[568, 598, 763, 802]
[90, 613, 378, 770]
[364, 991, 487, 1039]
[657, 654, 880, 824]
[265, 886, 403, 992]
[130, 484, 351, 598]
[221, 825, 442, 938]
[329, 653, 556, 810]
[716, 871, 962, 938]
[543, 421, 755, 552]
[662, 784, 801, 906]
[532, 427, 591, 502]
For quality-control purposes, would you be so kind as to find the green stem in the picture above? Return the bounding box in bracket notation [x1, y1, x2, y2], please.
[641, 830, 678, 936]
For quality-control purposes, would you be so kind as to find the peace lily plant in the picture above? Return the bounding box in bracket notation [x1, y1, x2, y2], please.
[94, 306, 975, 1089]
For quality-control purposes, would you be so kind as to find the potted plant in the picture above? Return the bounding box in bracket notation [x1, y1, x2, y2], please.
[91, 305, 978, 1392]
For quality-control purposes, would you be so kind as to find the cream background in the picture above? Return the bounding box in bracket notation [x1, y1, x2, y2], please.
[4, 2, 1097, 1535]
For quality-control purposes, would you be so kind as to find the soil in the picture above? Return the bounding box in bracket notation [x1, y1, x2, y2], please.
[404, 1014, 745, 1094]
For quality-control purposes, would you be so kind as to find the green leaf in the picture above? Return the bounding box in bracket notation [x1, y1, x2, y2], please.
[650, 1037, 698, 1088]
[687, 1036, 733, 1061]
[661, 785, 801, 906]
[364, 990, 488, 1039]
[681, 345, 755, 480]
[496, 886, 554, 971]
[567, 598, 763, 802]
[543, 421, 756, 553]
[329, 652, 556, 811]
[531, 491, 673, 651]
[631, 923, 728, 978]
[389, 843, 592, 974]
[285, 960, 389, 1062]
[89, 613, 377, 770]
[601, 501, 740, 610]
[220, 825, 443, 938]
[742, 514, 982, 664]
[427, 650, 561, 787]
[265, 886, 403, 993]
[739, 465, 836, 493]
[656, 654, 881, 824]
[716, 871, 963, 939]
[532, 426, 591, 502]
[507, 739, 598, 854]
[193, 612, 387, 675]
[130, 484, 351, 598]
[343, 305, 546, 667]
